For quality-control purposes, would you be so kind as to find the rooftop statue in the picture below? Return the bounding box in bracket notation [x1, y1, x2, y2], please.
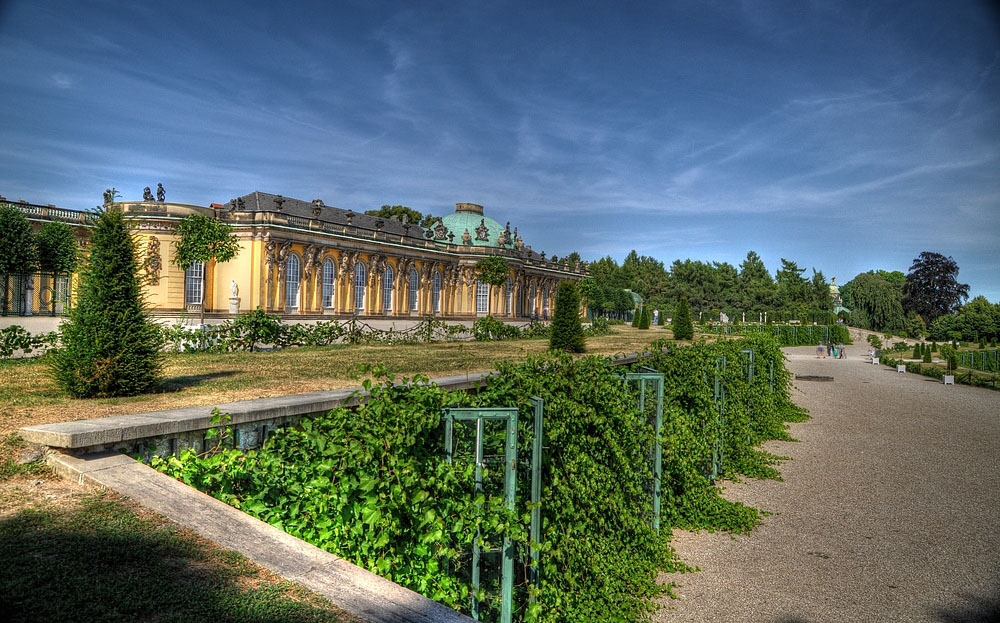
[156, 183, 165, 202]
[142, 186, 154, 201]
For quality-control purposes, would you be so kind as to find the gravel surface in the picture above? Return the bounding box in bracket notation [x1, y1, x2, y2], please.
[657, 346, 1000, 623]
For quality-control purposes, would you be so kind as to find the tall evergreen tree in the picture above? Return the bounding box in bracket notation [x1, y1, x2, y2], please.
[549, 280, 585, 352]
[672, 296, 694, 340]
[50, 207, 163, 397]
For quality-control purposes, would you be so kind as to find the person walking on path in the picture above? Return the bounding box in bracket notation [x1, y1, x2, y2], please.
[817, 344, 825, 358]
[838, 343, 846, 359]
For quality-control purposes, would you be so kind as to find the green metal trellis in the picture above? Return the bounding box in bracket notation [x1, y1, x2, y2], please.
[623, 370, 665, 532]
[442, 407, 518, 623]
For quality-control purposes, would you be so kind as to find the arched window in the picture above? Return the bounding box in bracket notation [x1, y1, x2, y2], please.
[409, 268, 419, 311]
[354, 263, 366, 311]
[285, 254, 301, 309]
[433, 271, 441, 313]
[185, 261, 204, 306]
[476, 280, 489, 314]
[322, 258, 336, 308]
[383, 264, 394, 312]
[505, 278, 513, 315]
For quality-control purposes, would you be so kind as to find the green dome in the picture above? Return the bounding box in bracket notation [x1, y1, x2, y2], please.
[437, 203, 513, 248]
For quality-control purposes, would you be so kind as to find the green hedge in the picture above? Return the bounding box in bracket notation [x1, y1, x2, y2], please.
[153, 336, 806, 622]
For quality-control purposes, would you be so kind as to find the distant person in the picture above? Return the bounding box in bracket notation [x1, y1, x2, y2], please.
[827, 343, 833, 357]
[817, 344, 825, 358]
[838, 343, 846, 359]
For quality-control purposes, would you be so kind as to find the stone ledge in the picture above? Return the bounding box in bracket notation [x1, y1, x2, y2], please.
[20, 371, 492, 450]
[49, 451, 474, 623]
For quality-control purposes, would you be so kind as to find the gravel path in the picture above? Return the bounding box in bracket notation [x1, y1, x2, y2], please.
[657, 345, 1000, 623]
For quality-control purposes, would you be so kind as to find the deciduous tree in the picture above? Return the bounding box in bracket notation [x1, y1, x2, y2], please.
[901, 252, 969, 324]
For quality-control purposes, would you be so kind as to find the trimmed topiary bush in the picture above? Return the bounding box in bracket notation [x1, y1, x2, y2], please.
[50, 207, 163, 397]
[672, 297, 694, 340]
[912, 342, 921, 359]
[637, 304, 651, 329]
[549, 281, 585, 352]
[922, 347, 932, 363]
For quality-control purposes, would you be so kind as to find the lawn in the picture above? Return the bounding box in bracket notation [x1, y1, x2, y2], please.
[0, 324, 674, 431]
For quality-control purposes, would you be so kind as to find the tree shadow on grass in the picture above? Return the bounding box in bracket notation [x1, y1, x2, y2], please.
[160, 371, 238, 392]
[0, 494, 356, 623]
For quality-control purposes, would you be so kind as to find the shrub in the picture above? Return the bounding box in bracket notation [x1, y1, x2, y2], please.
[912, 343, 921, 359]
[867, 334, 883, 350]
[49, 207, 163, 397]
[931, 341, 937, 353]
[472, 315, 522, 341]
[549, 281, 585, 352]
[922, 346, 932, 363]
[637, 304, 651, 329]
[672, 297, 694, 340]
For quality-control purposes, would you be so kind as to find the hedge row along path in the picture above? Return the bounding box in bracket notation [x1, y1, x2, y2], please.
[657, 345, 1000, 622]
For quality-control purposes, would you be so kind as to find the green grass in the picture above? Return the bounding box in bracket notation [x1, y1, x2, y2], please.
[0, 492, 358, 623]
[1, 326, 670, 429]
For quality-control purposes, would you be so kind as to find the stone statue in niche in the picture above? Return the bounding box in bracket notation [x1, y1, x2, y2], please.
[156, 183, 165, 202]
[231, 280, 239, 298]
[142, 187, 154, 201]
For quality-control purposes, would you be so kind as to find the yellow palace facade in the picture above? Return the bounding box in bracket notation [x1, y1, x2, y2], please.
[9, 193, 586, 322]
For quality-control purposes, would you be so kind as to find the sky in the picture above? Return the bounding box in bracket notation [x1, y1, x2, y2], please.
[1, 0, 998, 300]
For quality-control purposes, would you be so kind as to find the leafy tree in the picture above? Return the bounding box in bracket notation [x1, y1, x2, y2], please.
[901, 252, 969, 324]
[844, 272, 905, 333]
[473, 256, 509, 287]
[957, 296, 1000, 342]
[672, 296, 694, 340]
[50, 207, 163, 397]
[0, 203, 38, 314]
[35, 221, 78, 274]
[564, 251, 582, 265]
[173, 214, 241, 322]
[549, 281, 585, 352]
[0, 203, 37, 275]
[906, 312, 926, 340]
[365, 204, 427, 226]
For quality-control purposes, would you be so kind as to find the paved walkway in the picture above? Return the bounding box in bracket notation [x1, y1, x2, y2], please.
[657, 346, 1000, 622]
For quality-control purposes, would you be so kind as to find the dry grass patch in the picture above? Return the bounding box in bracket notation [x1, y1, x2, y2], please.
[1, 325, 673, 431]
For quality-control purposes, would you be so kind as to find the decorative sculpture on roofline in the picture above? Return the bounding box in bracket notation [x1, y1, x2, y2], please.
[156, 183, 165, 202]
[142, 186, 154, 201]
[475, 218, 489, 241]
[462, 228, 472, 245]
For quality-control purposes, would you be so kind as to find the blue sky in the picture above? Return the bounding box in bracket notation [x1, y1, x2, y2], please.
[1, 0, 998, 300]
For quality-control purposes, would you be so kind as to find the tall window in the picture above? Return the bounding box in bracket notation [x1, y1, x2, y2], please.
[354, 263, 366, 311]
[285, 254, 301, 309]
[433, 271, 441, 313]
[409, 268, 419, 311]
[505, 278, 513, 315]
[542, 286, 549, 319]
[55, 274, 70, 312]
[383, 265, 394, 312]
[529, 283, 536, 316]
[476, 280, 490, 314]
[322, 258, 336, 308]
[184, 261, 204, 306]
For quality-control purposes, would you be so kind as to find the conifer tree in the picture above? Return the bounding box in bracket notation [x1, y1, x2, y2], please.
[50, 207, 163, 397]
[672, 297, 694, 340]
[638, 304, 651, 329]
[631, 304, 640, 327]
[912, 342, 921, 359]
[549, 280, 585, 352]
[922, 347, 932, 363]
